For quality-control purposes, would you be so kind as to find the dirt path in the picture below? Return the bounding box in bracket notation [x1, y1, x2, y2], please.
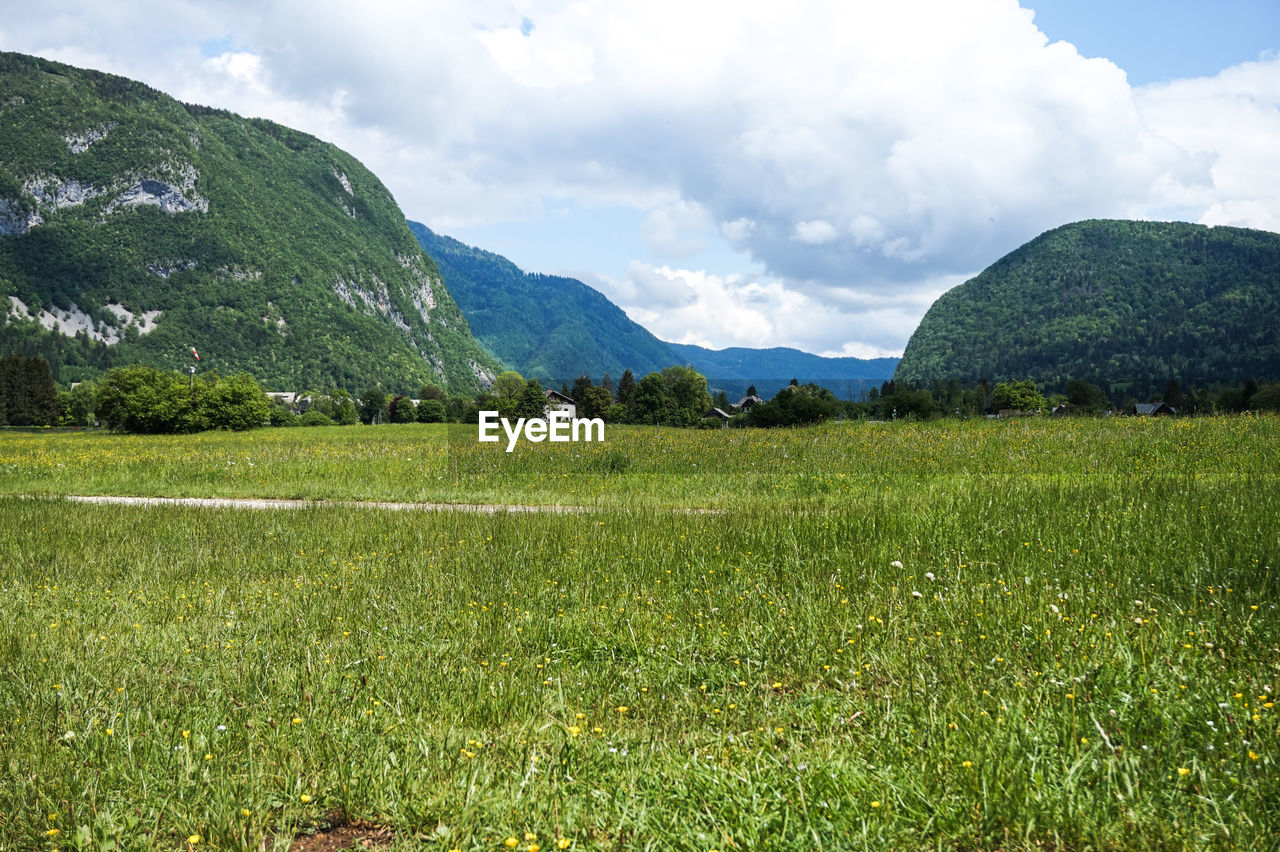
[57, 494, 592, 514]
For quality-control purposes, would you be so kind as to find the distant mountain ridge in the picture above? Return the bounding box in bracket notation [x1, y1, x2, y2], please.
[0, 51, 497, 392]
[410, 222, 897, 394]
[894, 219, 1280, 397]
[409, 222, 678, 381]
[667, 343, 897, 400]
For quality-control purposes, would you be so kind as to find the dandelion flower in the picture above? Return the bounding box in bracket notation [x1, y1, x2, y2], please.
[505, 838, 519, 848]
[300, 794, 313, 803]
[557, 841, 572, 850]
[1178, 767, 1190, 776]
[870, 801, 881, 808]
[187, 835, 200, 844]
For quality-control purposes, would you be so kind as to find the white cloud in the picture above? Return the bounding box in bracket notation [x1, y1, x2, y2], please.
[720, 217, 756, 244]
[3, 0, 1277, 357]
[1135, 55, 1280, 232]
[793, 219, 839, 245]
[615, 263, 953, 356]
[642, 200, 712, 259]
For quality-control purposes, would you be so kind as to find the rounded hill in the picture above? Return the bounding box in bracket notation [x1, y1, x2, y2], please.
[894, 219, 1280, 397]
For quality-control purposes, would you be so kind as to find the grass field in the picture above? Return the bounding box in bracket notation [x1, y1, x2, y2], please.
[1, 417, 1277, 850]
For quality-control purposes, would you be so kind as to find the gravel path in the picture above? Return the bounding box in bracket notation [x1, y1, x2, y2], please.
[58, 494, 591, 514]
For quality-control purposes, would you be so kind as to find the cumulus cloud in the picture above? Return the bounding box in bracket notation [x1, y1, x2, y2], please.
[793, 220, 839, 245]
[643, 200, 713, 259]
[4, 0, 1277, 355]
[613, 263, 954, 356]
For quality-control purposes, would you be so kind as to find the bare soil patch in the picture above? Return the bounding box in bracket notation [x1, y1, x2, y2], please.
[290, 812, 395, 852]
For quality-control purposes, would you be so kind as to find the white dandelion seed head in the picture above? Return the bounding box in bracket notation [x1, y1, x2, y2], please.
[911, 590, 923, 598]
[891, 560, 903, 569]
[925, 572, 935, 582]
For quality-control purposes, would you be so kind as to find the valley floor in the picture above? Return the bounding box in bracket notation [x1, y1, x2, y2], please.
[1, 418, 1276, 849]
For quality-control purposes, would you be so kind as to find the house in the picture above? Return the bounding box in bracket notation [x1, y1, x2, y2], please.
[266, 391, 312, 413]
[704, 407, 732, 427]
[1132, 402, 1176, 416]
[733, 394, 763, 412]
[544, 388, 576, 419]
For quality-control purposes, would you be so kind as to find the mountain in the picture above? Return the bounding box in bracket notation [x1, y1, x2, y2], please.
[408, 222, 678, 382]
[894, 219, 1280, 397]
[667, 343, 897, 401]
[410, 221, 897, 396]
[0, 52, 497, 393]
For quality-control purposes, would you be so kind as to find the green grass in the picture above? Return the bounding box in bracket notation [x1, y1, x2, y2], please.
[0, 417, 1277, 849]
[2, 415, 1277, 509]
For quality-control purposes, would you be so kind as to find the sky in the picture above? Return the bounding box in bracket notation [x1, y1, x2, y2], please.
[2, 1, 1277, 358]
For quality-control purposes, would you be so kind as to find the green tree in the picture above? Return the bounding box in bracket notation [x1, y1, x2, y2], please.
[202, 373, 270, 430]
[616, 369, 636, 407]
[570, 374, 593, 406]
[991, 379, 1046, 412]
[1066, 379, 1110, 412]
[1251, 383, 1280, 412]
[493, 371, 526, 415]
[416, 398, 446, 423]
[628, 373, 672, 425]
[579, 385, 613, 420]
[95, 364, 192, 433]
[298, 409, 335, 426]
[662, 366, 712, 426]
[358, 386, 388, 424]
[387, 394, 417, 423]
[0, 353, 60, 426]
[328, 389, 359, 425]
[746, 382, 840, 427]
[514, 379, 547, 420]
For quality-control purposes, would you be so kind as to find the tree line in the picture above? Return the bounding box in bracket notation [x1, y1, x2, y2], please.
[5, 351, 1279, 434]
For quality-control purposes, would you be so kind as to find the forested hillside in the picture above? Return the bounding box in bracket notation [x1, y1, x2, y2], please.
[0, 52, 497, 393]
[895, 220, 1280, 397]
[410, 222, 679, 383]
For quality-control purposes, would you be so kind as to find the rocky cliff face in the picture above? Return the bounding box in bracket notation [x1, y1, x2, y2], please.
[0, 51, 497, 392]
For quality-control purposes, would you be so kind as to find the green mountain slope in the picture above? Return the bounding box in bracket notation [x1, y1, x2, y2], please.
[668, 343, 897, 400]
[0, 52, 497, 392]
[894, 220, 1280, 396]
[411, 221, 898, 395]
[408, 222, 681, 382]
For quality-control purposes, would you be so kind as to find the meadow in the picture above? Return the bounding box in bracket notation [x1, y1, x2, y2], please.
[0, 416, 1277, 850]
